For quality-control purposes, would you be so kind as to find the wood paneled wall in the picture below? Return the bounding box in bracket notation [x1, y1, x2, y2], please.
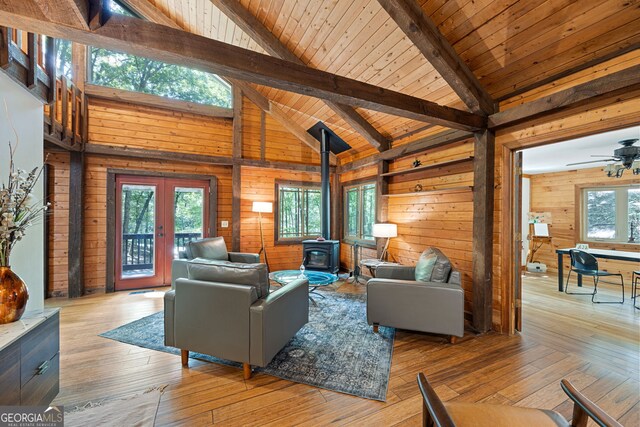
[529, 167, 639, 281]
[82, 156, 233, 292]
[46, 95, 322, 295]
[242, 98, 320, 164]
[88, 98, 233, 156]
[386, 141, 476, 314]
[46, 151, 70, 297]
[239, 167, 321, 272]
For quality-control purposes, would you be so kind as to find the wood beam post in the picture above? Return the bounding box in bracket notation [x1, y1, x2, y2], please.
[375, 160, 389, 259]
[68, 150, 85, 298]
[472, 129, 495, 332]
[231, 86, 242, 252]
[26, 32, 37, 88]
[0, 26, 10, 68]
[44, 33, 56, 104]
[61, 77, 69, 141]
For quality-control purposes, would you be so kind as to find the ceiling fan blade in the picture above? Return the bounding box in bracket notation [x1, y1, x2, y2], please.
[566, 159, 614, 166]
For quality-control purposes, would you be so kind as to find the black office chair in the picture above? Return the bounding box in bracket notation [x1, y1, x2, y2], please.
[564, 249, 624, 304]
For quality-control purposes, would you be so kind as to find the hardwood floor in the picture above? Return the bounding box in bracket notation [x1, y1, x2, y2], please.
[47, 275, 639, 426]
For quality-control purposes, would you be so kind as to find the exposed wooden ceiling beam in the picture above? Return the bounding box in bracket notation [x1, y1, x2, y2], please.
[0, 0, 485, 132]
[377, 0, 494, 115]
[209, 0, 390, 152]
[32, 0, 90, 30]
[118, 0, 334, 163]
[488, 64, 640, 129]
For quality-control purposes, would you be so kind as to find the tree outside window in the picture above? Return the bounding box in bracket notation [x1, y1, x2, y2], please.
[88, 0, 232, 108]
[583, 186, 640, 243]
[276, 183, 322, 242]
[344, 182, 376, 242]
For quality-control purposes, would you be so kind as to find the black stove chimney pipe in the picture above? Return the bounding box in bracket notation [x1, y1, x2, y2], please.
[320, 128, 331, 240]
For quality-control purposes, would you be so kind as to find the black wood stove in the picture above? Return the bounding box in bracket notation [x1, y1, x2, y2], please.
[301, 123, 348, 274]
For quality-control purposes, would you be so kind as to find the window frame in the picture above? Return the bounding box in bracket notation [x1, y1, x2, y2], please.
[274, 180, 322, 245]
[579, 183, 640, 245]
[343, 180, 377, 245]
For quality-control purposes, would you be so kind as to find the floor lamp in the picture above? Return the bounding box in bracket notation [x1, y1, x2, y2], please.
[372, 223, 397, 261]
[252, 201, 272, 271]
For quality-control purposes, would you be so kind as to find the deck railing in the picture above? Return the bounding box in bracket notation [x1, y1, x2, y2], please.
[122, 232, 202, 271]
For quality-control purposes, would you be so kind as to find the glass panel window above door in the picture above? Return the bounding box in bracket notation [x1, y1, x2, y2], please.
[121, 184, 156, 278]
[173, 187, 205, 258]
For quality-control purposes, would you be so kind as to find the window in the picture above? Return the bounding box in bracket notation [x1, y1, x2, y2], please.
[276, 182, 322, 242]
[87, 0, 232, 108]
[582, 185, 640, 243]
[344, 182, 376, 241]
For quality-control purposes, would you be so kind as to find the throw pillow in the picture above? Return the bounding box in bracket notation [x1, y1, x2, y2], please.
[187, 261, 269, 298]
[430, 248, 452, 283]
[187, 237, 229, 260]
[415, 249, 437, 282]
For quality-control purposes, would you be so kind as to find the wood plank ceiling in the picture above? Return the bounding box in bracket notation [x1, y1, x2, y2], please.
[146, 0, 640, 159]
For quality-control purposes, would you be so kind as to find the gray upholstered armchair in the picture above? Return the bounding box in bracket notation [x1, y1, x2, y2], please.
[164, 261, 309, 379]
[367, 248, 464, 342]
[171, 236, 260, 288]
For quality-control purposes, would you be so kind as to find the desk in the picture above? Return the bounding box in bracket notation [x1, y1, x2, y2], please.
[555, 248, 640, 291]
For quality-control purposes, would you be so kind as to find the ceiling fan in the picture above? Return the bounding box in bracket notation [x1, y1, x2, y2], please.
[566, 138, 640, 177]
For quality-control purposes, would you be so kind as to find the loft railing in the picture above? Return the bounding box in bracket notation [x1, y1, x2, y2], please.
[122, 232, 202, 271]
[0, 27, 86, 149]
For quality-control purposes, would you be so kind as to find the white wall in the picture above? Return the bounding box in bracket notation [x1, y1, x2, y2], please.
[0, 73, 45, 312]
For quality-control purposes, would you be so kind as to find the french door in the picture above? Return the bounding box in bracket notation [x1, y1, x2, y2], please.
[115, 175, 210, 290]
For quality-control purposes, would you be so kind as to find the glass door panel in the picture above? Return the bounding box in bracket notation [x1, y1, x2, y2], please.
[114, 175, 211, 289]
[115, 175, 164, 291]
[173, 187, 205, 259]
[121, 184, 157, 278]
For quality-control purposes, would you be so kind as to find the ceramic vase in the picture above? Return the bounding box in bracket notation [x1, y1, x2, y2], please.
[0, 266, 29, 324]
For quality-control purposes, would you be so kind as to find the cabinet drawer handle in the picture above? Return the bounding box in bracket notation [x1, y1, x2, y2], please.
[36, 360, 49, 375]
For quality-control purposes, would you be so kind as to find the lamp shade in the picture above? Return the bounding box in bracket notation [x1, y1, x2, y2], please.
[252, 201, 273, 213]
[372, 223, 397, 238]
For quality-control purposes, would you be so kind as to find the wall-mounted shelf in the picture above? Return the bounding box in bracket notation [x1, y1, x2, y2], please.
[383, 185, 473, 198]
[381, 156, 474, 178]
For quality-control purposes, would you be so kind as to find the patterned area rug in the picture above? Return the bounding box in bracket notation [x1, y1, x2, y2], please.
[100, 292, 395, 401]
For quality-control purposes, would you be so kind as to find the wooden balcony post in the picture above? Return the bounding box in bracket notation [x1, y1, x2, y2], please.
[61, 77, 69, 141]
[71, 86, 79, 145]
[0, 26, 11, 68]
[26, 32, 37, 88]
